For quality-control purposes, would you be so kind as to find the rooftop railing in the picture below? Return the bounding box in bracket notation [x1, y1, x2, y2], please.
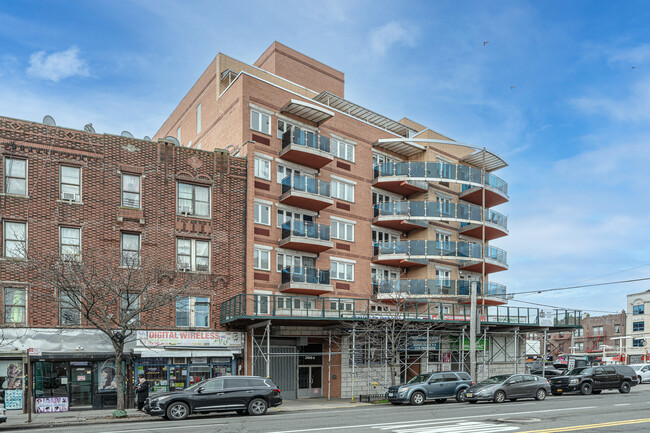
[281, 175, 331, 198]
[374, 201, 508, 230]
[281, 220, 331, 243]
[282, 128, 331, 153]
[374, 162, 508, 196]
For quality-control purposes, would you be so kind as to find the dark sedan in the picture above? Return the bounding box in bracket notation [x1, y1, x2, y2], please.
[144, 376, 282, 420]
[464, 374, 551, 403]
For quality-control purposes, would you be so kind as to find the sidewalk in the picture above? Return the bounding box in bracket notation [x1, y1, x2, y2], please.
[1, 399, 374, 430]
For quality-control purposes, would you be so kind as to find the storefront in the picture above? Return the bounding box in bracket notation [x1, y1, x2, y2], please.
[132, 330, 244, 393]
[0, 352, 27, 411]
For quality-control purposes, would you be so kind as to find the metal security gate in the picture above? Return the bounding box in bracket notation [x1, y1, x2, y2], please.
[254, 346, 298, 400]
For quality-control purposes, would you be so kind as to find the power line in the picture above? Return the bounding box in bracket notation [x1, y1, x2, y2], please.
[510, 277, 650, 296]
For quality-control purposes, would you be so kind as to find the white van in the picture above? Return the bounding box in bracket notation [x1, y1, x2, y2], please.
[630, 364, 650, 383]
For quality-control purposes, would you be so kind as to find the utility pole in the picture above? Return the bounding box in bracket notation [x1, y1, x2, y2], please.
[470, 147, 486, 380]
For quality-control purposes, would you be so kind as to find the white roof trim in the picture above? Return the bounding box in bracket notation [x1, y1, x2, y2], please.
[374, 138, 426, 158]
[281, 99, 335, 125]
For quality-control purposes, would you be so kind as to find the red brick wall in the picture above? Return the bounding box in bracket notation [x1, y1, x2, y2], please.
[0, 117, 246, 331]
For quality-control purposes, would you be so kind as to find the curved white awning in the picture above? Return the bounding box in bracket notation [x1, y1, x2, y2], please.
[281, 99, 334, 124]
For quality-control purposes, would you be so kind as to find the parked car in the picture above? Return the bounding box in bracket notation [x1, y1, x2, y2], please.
[549, 365, 638, 395]
[530, 367, 565, 378]
[386, 371, 474, 405]
[464, 374, 550, 403]
[144, 376, 282, 420]
[630, 364, 650, 383]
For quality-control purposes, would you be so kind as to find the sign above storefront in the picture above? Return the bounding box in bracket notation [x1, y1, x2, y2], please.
[28, 348, 42, 357]
[136, 331, 243, 348]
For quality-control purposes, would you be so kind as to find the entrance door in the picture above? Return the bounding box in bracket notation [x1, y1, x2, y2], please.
[298, 366, 322, 399]
[69, 365, 93, 407]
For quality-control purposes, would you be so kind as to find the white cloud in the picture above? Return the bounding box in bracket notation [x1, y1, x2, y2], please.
[27, 46, 89, 82]
[571, 74, 650, 123]
[369, 22, 417, 56]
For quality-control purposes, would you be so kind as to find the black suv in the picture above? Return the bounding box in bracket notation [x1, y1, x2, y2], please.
[549, 365, 639, 396]
[144, 376, 282, 420]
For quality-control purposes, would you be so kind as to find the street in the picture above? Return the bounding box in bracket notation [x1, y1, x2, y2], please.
[6, 387, 650, 433]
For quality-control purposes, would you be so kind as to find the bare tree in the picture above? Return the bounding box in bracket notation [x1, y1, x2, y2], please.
[24, 244, 201, 410]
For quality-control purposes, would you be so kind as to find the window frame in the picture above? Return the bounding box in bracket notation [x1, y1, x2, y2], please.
[196, 104, 202, 134]
[120, 232, 141, 267]
[176, 238, 211, 272]
[60, 292, 81, 325]
[3, 220, 27, 259]
[254, 294, 270, 315]
[121, 173, 141, 208]
[120, 293, 140, 325]
[633, 321, 645, 332]
[177, 182, 211, 218]
[59, 226, 81, 262]
[4, 287, 26, 324]
[175, 296, 210, 328]
[331, 178, 355, 202]
[331, 218, 354, 242]
[3, 157, 27, 196]
[251, 109, 271, 135]
[254, 247, 271, 271]
[331, 259, 354, 282]
[254, 156, 272, 181]
[633, 304, 644, 315]
[331, 137, 355, 163]
[59, 165, 82, 202]
[254, 201, 271, 226]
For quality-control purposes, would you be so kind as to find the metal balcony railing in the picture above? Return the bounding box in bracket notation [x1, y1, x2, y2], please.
[281, 175, 331, 198]
[282, 128, 331, 153]
[374, 201, 508, 230]
[374, 161, 508, 196]
[281, 220, 330, 242]
[281, 266, 331, 286]
[372, 279, 507, 298]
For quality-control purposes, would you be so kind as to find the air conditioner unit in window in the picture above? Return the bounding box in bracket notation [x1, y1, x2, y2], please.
[177, 264, 191, 272]
[62, 192, 79, 202]
[178, 206, 192, 215]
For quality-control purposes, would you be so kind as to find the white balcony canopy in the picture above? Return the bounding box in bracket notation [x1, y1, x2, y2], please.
[281, 99, 335, 125]
[373, 138, 426, 158]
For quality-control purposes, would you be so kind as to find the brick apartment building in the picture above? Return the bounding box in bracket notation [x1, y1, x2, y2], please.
[154, 41, 579, 399]
[0, 116, 247, 410]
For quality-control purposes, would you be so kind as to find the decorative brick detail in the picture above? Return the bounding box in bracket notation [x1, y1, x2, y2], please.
[254, 272, 270, 281]
[336, 161, 351, 170]
[254, 180, 270, 191]
[336, 243, 350, 251]
[336, 282, 350, 290]
[336, 202, 350, 211]
[254, 227, 270, 236]
[252, 134, 270, 145]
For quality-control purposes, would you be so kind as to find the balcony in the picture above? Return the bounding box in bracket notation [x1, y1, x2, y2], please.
[279, 220, 333, 253]
[373, 201, 508, 239]
[372, 240, 482, 268]
[280, 129, 333, 169]
[459, 246, 509, 274]
[373, 162, 508, 206]
[373, 279, 507, 306]
[280, 266, 333, 295]
[280, 175, 333, 211]
[221, 293, 582, 329]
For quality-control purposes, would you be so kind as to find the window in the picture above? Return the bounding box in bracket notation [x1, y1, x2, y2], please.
[177, 126, 181, 143]
[633, 338, 645, 348]
[436, 195, 452, 215]
[254, 295, 269, 314]
[331, 219, 354, 242]
[176, 296, 210, 327]
[331, 179, 354, 202]
[120, 233, 140, 267]
[4, 287, 25, 324]
[121, 293, 140, 325]
[372, 191, 396, 205]
[3, 221, 26, 258]
[329, 300, 353, 311]
[196, 104, 202, 134]
[574, 328, 584, 337]
[633, 305, 644, 315]
[121, 174, 141, 208]
[60, 227, 81, 261]
[277, 253, 314, 272]
[176, 239, 210, 272]
[4, 158, 26, 195]
[331, 260, 354, 281]
[60, 166, 81, 202]
[372, 228, 399, 244]
[576, 342, 584, 351]
[277, 119, 300, 139]
[254, 247, 270, 271]
[254, 156, 271, 180]
[277, 164, 301, 184]
[615, 324, 621, 334]
[436, 268, 451, 287]
[331, 138, 354, 163]
[372, 152, 399, 166]
[251, 110, 271, 135]
[633, 321, 645, 332]
[254, 202, 271, 226]
[277, 209, 305, 228]
[592, 326, 603, 336]
[177, 182, 210, 217]
[60, 292, 80, 325]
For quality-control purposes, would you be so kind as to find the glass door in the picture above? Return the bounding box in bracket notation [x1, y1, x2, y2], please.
[69, 365, 93, 407]
[297, 366, 323, 399]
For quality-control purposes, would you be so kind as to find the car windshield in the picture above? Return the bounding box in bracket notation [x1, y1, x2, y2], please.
[478, 375, 510, 385]
[407, 374, 430, 384]
[566, 367, 591, 375]
[185, 380, 208, 392]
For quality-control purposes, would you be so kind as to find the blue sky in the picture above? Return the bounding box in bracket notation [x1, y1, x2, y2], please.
[2, 0, 650, 315]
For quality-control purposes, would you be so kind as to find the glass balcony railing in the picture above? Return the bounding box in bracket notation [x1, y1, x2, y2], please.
[374, 162, 508, 196]
[281, 220, 330, 242]
[281, 266, 331, 286]
[373, 241, 508, 266]
[373, 201, 507, 230]
[485, 246, 508, 264]
[282, 128, 331, 153]
[281, 175, 331, 198]
[372, 279, 507, 298]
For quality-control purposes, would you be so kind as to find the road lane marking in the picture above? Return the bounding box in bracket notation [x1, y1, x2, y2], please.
[272, 406, 597, 433]
[518, 417, 650, 433]
[97, 423, 226, 433]
[375, 420, 519, 433]
[614, 403, 630, 406]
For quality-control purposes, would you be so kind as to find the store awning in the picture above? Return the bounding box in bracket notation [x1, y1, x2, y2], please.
[134, 348, 235, 358]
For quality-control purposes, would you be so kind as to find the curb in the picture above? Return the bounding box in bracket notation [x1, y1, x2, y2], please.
[3, 415, 152, 431]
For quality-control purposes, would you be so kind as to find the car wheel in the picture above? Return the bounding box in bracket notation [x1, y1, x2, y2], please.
[535, 389, 547, 401]
[410, 391, 425, 406]
[579, 382, 593, 395]
[493, 391, 506, 403]
[435, 398, 447, 403]
[456, 389, 466, 403]
[552, 391, 563, 396]
[592, 390, 602, 394]
[619, 381, 631, 394]
[236, 410, 248, 415]
[248, 398, 268, 416]
[166, 402, 190, 421]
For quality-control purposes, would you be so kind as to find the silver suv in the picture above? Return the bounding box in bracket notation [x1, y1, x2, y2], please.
[386, 371, 474, 405]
